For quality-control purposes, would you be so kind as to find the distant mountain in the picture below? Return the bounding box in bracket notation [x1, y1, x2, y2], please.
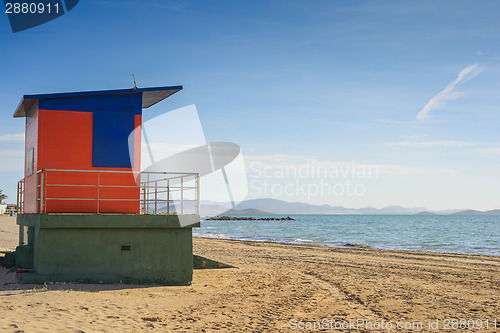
[201, 198, 440, 215]
[451, 209, 500, 215]
[414, 211, 437, 215]
[221, 208, 275, 215]
[230, 198, 351, 214]
[357, 205, 429, 215]
[148, 198, 497, 216]
[200, 204, 234, 215]
[431, 209, 467, 215]
[199, 198, 500, 216]
[451, 209, 482, 215]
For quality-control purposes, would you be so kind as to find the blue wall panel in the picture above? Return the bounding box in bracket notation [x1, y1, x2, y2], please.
[92, 111, 135, 168]
[39, 94, 142, 114]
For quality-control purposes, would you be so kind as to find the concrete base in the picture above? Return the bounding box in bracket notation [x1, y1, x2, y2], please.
[15, 245, 33, 269]
[16, 214, 200, 285]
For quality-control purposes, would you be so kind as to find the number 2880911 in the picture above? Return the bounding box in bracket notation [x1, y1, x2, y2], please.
[5, 2, 60, 14]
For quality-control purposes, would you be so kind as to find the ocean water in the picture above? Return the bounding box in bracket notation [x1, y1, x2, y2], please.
[194, 215, 500, 256]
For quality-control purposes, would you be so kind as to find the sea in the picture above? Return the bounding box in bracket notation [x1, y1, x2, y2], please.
[194, 215, 500, 256]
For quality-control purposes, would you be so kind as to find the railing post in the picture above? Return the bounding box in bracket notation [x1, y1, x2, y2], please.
[147, 173, 150, 214]
[97, 171, 100, 214]
[181, 177, 184, 214]
[39, 170, 45, 213]
[19, 180, 24, 214]
[196, 174, 200, 215]
[154, 180, 158, 214]
[35, 171, 39, 213]
[42, 170, 46, 213]
[17, 181, 20, 214]
[142, 179, 145, 214]
[21, 180, 23, 214]
[167, 178, 170, 214]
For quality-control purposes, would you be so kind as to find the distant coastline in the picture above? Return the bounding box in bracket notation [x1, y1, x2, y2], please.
[195, 214, 500, 256]
[201, 198, 500, 216]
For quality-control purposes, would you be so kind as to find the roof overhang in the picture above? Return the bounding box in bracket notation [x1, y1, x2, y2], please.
[13, 85, 183, 118]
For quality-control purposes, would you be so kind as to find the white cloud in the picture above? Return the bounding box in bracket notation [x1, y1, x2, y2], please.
[387, 140, 475, 148]
[416, 64, 483, 120]
[0, 133, 24, 142]
[0, 149, 24, 172]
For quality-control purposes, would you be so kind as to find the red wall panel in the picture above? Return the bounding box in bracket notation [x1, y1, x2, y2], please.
[30, 109, 141, 214]
[38, 109, 94, 170]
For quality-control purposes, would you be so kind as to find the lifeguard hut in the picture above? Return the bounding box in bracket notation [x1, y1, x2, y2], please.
[13, 86, 200, 285]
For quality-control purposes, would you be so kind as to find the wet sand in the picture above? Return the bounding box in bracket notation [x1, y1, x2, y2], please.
[0, 216, 498, 332]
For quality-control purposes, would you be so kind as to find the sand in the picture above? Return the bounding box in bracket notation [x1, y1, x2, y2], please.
[0, 215, 498, 332]
[0, 216, 18, 251]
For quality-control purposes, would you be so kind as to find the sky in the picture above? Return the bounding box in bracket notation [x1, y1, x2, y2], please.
[1, 0, 499, 210]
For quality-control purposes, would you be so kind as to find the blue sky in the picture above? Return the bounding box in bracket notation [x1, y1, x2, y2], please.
[1, 0, 499, 210]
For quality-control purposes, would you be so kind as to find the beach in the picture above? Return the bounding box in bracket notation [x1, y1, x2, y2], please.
[1, 216, 499, 332]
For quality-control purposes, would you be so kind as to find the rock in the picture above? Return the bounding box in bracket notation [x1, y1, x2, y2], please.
[204, 216, 295, 221]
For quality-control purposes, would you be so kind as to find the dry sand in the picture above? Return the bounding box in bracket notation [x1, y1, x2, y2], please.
[0, 216, 18, 251]
[0, 215, 498, 332]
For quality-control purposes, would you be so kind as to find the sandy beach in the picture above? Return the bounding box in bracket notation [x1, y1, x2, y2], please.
[0, 215, 498, 332]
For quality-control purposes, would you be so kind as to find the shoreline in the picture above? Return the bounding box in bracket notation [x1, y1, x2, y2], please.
[193, 235, 500, 258]
[196, 214, 500, 256]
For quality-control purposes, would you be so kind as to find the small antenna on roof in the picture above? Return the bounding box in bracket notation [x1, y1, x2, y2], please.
[132, 74, 138, 90]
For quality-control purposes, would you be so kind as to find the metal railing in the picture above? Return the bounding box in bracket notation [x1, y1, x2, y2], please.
[141, 172, 200, 215]
[17, 169, 199, 215]
[17, 179, 24, 214]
